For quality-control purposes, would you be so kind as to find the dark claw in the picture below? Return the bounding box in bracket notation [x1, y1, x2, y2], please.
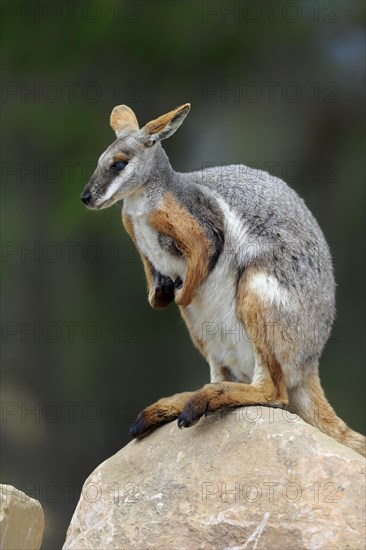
[177, 391, 211, 429]
[129, 417, 154, 439]
[174, 276, 183, 289]
[177, 410, 201, 429]
[130, 405, 180, 439]
[177, 414, 187, 429]
[157, 272, 173, 288]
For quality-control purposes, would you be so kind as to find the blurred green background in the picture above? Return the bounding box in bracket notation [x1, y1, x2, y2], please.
[1, 0, 365, 547]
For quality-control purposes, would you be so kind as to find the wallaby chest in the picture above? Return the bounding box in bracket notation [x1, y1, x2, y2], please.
[123, 190, 186, 281]
[124, 188, 255, 382]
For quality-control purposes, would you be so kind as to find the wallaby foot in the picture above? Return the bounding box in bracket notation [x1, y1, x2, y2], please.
[130, 391, 194, 439]
[177, 382, 288, 428]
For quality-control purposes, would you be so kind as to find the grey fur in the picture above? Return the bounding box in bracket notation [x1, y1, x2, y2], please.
[172, 150, 334, 371]
[83, 112, 335, 383]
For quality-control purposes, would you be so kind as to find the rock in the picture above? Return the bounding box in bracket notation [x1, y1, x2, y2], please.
[0, 484, 44, 550]
[64, 407, 365, 550]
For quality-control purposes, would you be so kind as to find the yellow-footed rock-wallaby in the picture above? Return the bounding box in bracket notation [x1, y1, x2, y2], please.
[81, 103, 365, 456]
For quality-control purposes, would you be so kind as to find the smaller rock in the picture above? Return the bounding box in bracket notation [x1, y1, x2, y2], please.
[0, 484, 44, 550]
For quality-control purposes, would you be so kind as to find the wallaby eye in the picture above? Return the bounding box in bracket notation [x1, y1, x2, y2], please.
[111, 160, 128, 171]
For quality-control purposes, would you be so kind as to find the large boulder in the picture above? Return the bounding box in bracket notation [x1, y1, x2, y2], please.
[64, 407, 365, 549]
[0, 484, 44, 550]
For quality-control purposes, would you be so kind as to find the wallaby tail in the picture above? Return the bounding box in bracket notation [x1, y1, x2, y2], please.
[288, 367, 366, 457]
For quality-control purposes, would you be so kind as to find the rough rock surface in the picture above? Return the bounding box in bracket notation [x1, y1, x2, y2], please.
[64, 407, 365, 550]
[0, 484, 44, 550]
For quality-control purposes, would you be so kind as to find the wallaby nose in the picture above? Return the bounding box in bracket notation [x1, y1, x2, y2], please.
[81, 190, 91, 205]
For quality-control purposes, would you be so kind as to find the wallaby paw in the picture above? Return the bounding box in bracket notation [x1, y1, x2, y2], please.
[149, 275, 175, 309]
[130, 404, 179, 439]
[130, 415, 152, 439]
[177, 388, 214, 428]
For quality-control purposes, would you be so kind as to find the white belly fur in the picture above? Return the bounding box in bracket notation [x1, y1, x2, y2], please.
[187, 257, 255, 382]
[124, 192, 255, 382]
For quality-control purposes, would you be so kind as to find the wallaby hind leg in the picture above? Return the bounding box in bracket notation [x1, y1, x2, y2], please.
[178, 276, 288, 428]
[130, 391, 194, 439]
[177, 379, 288, 428]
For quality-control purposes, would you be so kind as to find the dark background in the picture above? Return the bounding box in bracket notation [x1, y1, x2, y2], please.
[1, 1, 365, 548]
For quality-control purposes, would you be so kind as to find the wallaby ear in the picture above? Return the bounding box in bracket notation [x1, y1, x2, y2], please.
[142, 103, 191, 146]
[110, 105, 139, 137]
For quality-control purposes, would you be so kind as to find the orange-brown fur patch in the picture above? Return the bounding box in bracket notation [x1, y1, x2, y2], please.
[288, 369, 366, 456]
[300, 370, 344, 431]
[178, 267, 296, 427]
[178, 379, 287, 428]
[145, 104, 190, 135]
[148, 192, 211, 306]
[236, 268, 288, 402]
[113, 152, 130, 162]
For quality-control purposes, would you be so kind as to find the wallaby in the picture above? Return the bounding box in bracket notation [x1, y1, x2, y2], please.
[81, 103, 365, 456]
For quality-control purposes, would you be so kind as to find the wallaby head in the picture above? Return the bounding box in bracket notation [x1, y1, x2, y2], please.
[81, 103, 191, 209]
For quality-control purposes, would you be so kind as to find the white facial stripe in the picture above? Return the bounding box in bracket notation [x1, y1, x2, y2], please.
[98, 160, 136, 203]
